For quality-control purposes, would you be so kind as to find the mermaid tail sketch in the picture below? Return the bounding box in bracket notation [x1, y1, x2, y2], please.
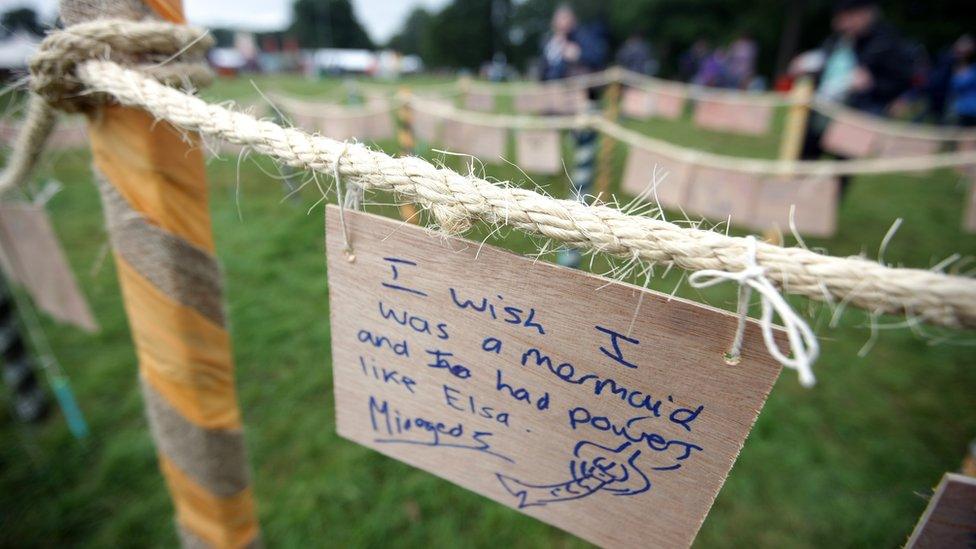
[496, 440, 650, 509]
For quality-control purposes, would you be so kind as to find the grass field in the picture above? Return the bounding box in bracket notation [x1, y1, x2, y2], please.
[1, 74, 975, 548]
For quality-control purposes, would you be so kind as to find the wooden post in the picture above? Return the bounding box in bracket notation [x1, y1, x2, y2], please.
[594, 80, 622, 199]
[778, 77, 814, 161]
[61, 1, 260, 547]
[394, 87, 420, 224]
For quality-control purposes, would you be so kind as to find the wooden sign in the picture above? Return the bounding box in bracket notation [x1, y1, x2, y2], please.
[515, 130, 562, 175]
[325, 206, 782, 548]
[363, 112, 395, 142]
[652, 88, 687, 120]
[621, 87, 654, 119]
[905, 473, 976, 548]
[964, 180, 976, 234]
[621, 147, 693, 210]
[543, 87, 586, 115]
[412, 110, 443, 144]
[514, 92, 546, 114]
[686, 167, 759, 223]
[877, 135, 941, 158]
[464, 91, 496, 113]
[821, 118, 879, 158]
[752, 176, 839, 237]
[442, 121, 507, 162]
[693, 99, 772, 136]
[0, 202, 98, 332]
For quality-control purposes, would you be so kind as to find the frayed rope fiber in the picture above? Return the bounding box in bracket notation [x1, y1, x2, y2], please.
[3, 21, 976, 385]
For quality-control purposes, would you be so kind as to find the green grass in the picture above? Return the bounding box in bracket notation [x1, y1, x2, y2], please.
[1, 74, 975, 548]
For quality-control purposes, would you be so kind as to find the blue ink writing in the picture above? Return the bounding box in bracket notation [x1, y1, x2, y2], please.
[448, 288, 545, 335]
[359, 356, 416, 394]
[381, 257, 428, 297]
[443, 384, 510, 427]
[425, 349, 471, 379]
[482, 336, 503, 354]
[369, 395, 513, 463]
[377, 301, 449, 340]
[595, 325, 640, 369]
[358, 329, 409, 357]
[568, 406, 703, 463]
[497, 440, 649, 508]
[495, 369, 550, 411]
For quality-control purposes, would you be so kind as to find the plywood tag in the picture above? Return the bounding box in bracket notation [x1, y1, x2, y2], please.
[651, 88, 687, 120]
[820, 118, 879, 158]
[442, 121, 507, 161]
[412, 110, 442, 144]
[693, 99, 772, 136]
[325, 206, 782, 548]
[515, 130, 562, 175]
[621, 147, 693, 209]
[877, 135, 941, 158]
[905, 473, 976, 548]
[686, 167, 759, 223]
[464, 91, 496, 112]
[621, 88, 654, 119]
[752, 176, 839, 237]
[964, 178, 976, 234]
[0, 202, 98, 332]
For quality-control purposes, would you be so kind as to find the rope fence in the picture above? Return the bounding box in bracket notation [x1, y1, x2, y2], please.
[3, 20, 976, 386]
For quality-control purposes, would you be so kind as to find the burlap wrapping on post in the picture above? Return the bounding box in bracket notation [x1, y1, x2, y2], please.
[686, 166, 759, 222]
[693, 98, 773, 136]
[515, 129, 562, 174]
[821, 117, 880, 158]
[0, 202, 98, 332]
[621, 146, 693, 209]
[752, 176, 839, 237]
[87, 107, 259, 548]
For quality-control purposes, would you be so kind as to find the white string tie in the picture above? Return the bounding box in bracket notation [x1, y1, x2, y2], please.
[333, 142, 355, 261]
[689, 235, 819, 387]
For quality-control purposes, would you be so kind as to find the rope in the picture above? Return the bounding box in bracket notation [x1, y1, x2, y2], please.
[30, 19, 214, 113]
[268, 90, 976, 176]
[64, 59, 976, 330]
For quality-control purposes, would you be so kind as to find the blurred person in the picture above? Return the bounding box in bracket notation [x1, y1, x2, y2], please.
[679, 39, 710, 82]
[693, 47, 731, 88]
[925, 36, 976, 123]
[788, 0, 914, 199]
[539, 5, 608, 82]
[796, 0, 914, 114]
[950, 35, 976, 126]
[792, 0, 913, 158]
[538, 5, 608, 269]
[616, 32, 658, 76]
[727, 33, 758, 89]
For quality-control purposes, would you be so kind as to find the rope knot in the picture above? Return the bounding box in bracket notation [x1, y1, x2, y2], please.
[689, 235, 819, 387]
[29, 19, 214, 112]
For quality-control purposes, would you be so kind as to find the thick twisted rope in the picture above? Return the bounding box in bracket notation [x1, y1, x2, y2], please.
[69, 59, 976, 329]
[30, 19, 214, 112]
